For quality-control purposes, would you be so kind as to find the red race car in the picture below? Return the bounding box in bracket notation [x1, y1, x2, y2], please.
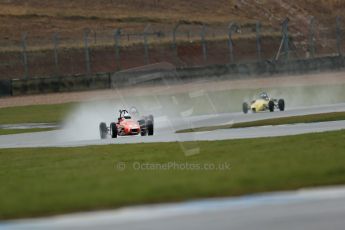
[99, 109, 154, 139]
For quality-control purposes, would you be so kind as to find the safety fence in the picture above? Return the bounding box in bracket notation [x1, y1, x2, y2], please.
[0, 16, 344, 80]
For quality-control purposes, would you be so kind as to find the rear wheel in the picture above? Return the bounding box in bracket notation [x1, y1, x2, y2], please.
[110, 122, 117, 138]
[278, 99, 285, 111]
[99, 122, 107, 139]
[242, 102, 249, 114]
[268, 100, 275, 112]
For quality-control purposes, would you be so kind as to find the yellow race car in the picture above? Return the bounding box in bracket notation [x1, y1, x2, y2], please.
[242, 92, 285, 114]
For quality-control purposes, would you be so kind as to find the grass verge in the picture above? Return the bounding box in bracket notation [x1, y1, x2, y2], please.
[177, 112, 345, 133]
[1, 130, 345, 219]
[0, 128, 55, 136]
[0, 103, 75, 124]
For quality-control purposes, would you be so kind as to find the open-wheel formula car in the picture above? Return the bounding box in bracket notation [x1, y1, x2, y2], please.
[242, 92, 285, 114]
[99, 109, 154, 139]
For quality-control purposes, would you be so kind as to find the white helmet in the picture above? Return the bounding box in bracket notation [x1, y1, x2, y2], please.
[123, 111, 131, 119]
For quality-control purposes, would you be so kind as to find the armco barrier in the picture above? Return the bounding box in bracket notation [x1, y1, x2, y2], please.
[0, 80, 11, 97]
[5, 55, 345, 97]
[11, 73, 110, 96]
[109, 56, 345, 87]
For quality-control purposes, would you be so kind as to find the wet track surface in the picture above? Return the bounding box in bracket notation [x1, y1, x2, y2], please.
[0, 103, 345, 148]
[2, 186, 345, 230]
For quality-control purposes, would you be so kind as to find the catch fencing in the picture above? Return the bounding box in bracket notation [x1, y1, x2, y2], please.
[0, 16, 344, 81]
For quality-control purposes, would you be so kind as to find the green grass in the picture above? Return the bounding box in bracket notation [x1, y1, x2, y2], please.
[0, 103, 75, 124]
[1, 130, 345, 219]
[177, 112, 345, 133]
[0, 128, 55, 136]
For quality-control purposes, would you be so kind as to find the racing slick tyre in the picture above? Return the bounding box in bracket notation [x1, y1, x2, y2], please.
[99, 122, 107, 139]
[278, 99, 285, 111]
[110, 122, 118, 138]
[268, 100, 275, 112]
[242, 102, 249, 114]
[138, 119, 147, 136]
[140, 129, 147, 136]
[147, 119, 154, 136]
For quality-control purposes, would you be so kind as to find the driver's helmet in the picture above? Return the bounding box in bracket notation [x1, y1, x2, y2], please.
[123, 111, 131, 119]
[259, 92, 269, 100]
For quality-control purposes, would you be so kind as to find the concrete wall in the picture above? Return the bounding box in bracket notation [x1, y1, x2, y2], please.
[1, 55, 344, 97]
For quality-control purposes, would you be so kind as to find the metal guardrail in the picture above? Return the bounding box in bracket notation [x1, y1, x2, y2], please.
[1, 55, 344, 97]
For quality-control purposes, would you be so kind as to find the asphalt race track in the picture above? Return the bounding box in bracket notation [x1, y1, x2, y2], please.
[0, 103, 345, 148]
[2, 186, 345, 230]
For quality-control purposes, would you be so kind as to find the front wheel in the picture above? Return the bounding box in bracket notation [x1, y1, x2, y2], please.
[242, 102, 249, 114]
[147, 120, 154, 136]
[140, 129, 147, 136]
[268, 100, 275, 112]
[110, 122, 117, 138]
